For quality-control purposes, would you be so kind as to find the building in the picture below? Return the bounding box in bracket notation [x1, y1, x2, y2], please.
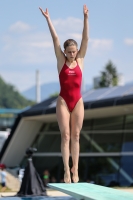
[0, 108, 24, 151]
[0, 131, 9, 151]
[0, 108, 22, 131]
[0, 85, 133, 187]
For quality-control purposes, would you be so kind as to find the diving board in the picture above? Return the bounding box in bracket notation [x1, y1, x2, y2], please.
[48, 183, 133, 200]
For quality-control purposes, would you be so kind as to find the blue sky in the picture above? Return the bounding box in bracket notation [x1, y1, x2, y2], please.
[0, 0, 133, 92]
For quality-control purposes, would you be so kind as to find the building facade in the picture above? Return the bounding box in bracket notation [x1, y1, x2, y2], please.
[0, 85, 133, 187]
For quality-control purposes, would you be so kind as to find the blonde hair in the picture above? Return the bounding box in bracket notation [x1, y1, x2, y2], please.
[64, 39, 78, 50]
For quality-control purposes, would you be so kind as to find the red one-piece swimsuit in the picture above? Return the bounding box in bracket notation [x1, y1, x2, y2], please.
[59, 60, 82, 112]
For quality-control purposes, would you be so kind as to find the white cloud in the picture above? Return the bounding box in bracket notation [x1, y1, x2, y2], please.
[69, 33, 82, 40]
[53, 17, 83, 33]
[89, 39, 113, 50]
[52, 17, 83, 48]
[0, 19, 113, 67]
[1, 30, 54, 65]
[124, 38, 133, 46]
[9, 21, 32, 33]
[30, 42, 52, 48]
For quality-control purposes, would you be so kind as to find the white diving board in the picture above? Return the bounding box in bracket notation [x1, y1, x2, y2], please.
[48, 183, 133, 200]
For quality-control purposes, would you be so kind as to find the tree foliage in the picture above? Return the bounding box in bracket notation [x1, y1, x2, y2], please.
[49, 92, 59, 98]
[99, 61, 119, 88]
[0, 76, 35, 108]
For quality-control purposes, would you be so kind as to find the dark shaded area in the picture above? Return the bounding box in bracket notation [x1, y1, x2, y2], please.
[17, 158, 46, 197]
[107, 181, 120, 187]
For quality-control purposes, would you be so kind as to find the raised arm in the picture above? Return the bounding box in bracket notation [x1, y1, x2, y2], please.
[39, 7, 63, 59]
[78, 5, 89, 58]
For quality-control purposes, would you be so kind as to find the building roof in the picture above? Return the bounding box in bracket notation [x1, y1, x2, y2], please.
[83, 84, 133, 101]
[22, 84, 133, 115]
[1, 84, 132, 117]
[20, 96, 57, 117]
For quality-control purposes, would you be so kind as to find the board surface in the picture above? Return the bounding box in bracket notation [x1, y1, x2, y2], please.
[48, 183, 133, 200]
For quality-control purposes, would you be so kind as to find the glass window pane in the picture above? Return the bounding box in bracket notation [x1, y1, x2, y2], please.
[119, 156, 133, 186]
[82, 119, 92, 131]
[79, 157, 121, 186]
[122, 115, 133, 152]
[125, 115, 133, 130]
[34, 134, 61, 152]
[122, 132, 133, 151]
[93, 116, 124, 130]
[92, 131, 123, 152]
[48, 122, 60, 131]
[80, 133, 93, 152]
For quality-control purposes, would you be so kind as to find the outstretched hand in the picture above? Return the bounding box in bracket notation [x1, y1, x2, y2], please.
[83, 5, 89, 17]
[39, 7, 49, 19]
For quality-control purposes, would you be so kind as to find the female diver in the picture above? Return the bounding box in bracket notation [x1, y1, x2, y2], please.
[39, 5, 89, 183]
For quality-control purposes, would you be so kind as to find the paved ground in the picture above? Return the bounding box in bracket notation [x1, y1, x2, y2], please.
[0, 189, 69, 197]
[115, 188, 133, 194]
[0, 187, 133, 197]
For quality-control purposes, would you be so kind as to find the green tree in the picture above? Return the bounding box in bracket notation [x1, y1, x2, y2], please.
[0, 75, 35, 108]
[99, 61, 119, 88]
[49, 92, 59, 98]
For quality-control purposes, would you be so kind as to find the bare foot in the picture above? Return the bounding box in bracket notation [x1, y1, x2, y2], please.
[71, 167, 79, 183]
[64, 169, 71, 183]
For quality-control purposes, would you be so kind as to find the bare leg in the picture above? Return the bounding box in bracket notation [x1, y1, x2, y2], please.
[70, 98, 84, 183]
[56, 96, 71, 183]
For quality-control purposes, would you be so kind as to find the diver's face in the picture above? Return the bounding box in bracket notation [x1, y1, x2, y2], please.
[64, 45, 78, 61]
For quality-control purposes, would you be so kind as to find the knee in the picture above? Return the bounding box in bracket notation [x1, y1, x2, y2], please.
[71, 131, 80, 142]
[61, 131, 70, 142]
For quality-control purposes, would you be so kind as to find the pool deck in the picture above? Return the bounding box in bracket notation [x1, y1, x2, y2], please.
[0, 187, 133, 197]
[0, 189, 69, 197]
